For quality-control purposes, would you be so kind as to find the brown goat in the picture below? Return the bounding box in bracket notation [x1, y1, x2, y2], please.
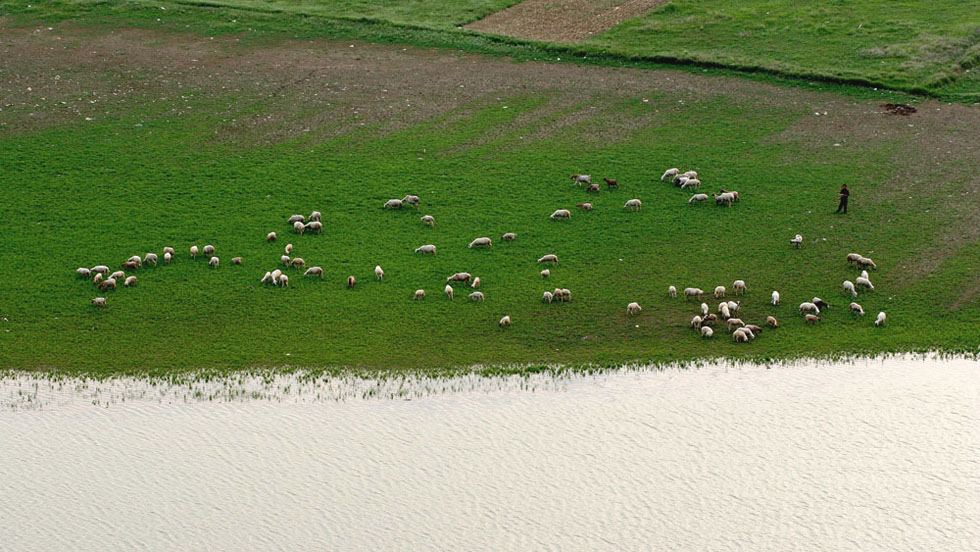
[603, 178, 618, 189]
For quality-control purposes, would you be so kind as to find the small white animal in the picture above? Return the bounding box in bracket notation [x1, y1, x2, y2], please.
[790, 234, 803, 248]
[445, 284, 454, 300]
[471, 277, 481, 288]
[209, 256, 219, 268]
[468, 237, 492, 248]
[661, 168, 679, 182]
[421, 215, 435, 227]
[688, 194, 709, 204]
[91, 297, 107, 307]
[850, 302, 865, 316]
[624, 199, 642, 211]
[541, 269, 551, 278]
[542, 291, 554, 303]
[415, 244, 437, 255]
[550, 209, 572, 220]
[375, 265, 384, 281]
[668, 285, 677, 298]
[537, 254, 558, 264]
[771, 290, 780, 305]
[627, 302, 642, 316]
[875, 312, 886, 326]
[843, 280, 857, 297]
[499, 315, 511, 327]
[469, 291, 484, 302]
[413, 289, 425, 300]
[701, 326, 713, 338]
[190, 246, 199, 259]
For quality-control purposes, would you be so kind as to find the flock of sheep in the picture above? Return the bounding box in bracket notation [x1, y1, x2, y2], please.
[76, 166, 888, 340]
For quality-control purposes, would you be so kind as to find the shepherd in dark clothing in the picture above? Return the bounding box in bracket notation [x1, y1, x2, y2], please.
[835, 184, 849, 214]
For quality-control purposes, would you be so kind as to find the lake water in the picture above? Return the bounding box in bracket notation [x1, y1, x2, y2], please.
[1, 356, 977, 551]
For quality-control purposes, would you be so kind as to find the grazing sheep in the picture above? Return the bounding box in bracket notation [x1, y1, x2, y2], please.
[668, 285, 677, 298]
[571, 174, 591, 185]
[538, 254, 558, 264]
[415, 244, 437, 255]
[661, 168, 679, 182]
[727, 318, 745, 331]
[850, 302, 865, 316]
[542, 291, 554, 303]
[124, 276, 137, 287]
[144, 253, 158, 266]
[121, 261, 139, 270]
[691, 315, 702, 330]
[421, 215, 435, 227]
[266, 232, 277, 242]
[701, 302, 709, 316]
[93, 273, 103, 285]
[627, 302, 642, 316]
[305, 221, 323, 233]
[856, 257, 877, 270]
[701, 326, 714, 338]
[309, 211, 322, 222]
[702, 314, 718, 325]
[445, 284, 454, 300]
[471, 277, 481, 288]
[190, 246, 199, 259]
[843, 280, 858, 297]
[293, 221, 305, 234]
[683, 170, 698, 179]
[91, 297, 107, 307]
[304, 267, 323, 278]
[733, 329, 750, 343]
[447, 272, 472, 284]
[771, 291, 780, 306]
[502, 232, 517, 241]
[402, 195, 420, 207]
[766, 316, 779, 328]
[261, 271, 273, 284]
[846, 253, 862, 264]
[624, 199, 642, 211]
[383, 199, 403, 209]
[469, 291, 485, 302]
[576, 203, 594, 211]
[856, 276, 874, 291]
[561, 289, 571, 302]
[110, 270, 126, 281]
[744, 324, 762, 334]
[413, 289, 425, 300]
[680, 178, 701, 190]
[554, 288, 566, 302]
[209, 256, 219, 268]
[279, 274, 289, 287]
[804, 314, 821, 324]
[232, 257, 243, 265]
[91, 265, 110, 275]
[790, 234, 803, 248]
[875, 312, 886, 326]
[740, 327, 757, 340]
[271, 269, 282, 283]
[128, 255, 143, 267]
[288, 214, 305, 224]
[291, 258, 306, 269]
[714, 286, 726, 298]
[99, 277, 117, 291]
[203, 245, 215, 257]
[812, 297, 830, 310]
[499, 315, 511, 327]
[683, 287, 704, 300]
[719, 303, 731, 320]
[688, 194, 709, 204]
[722, 190, 740, 202]
[727, 300, 740, 314]
[347, 275, 355, 288]
[799, 302, 820, 315]
[603, 178, 618, 189]
[732, 280, 746, 295]
[673, 175, 689, 188]
[713, 192, 735, 206]
[163, 247, 176, 256]
[550, 209, 572, 220]
[861, 270, 869, 280]
[76, 267, 92, 279]
[468, 237, 492, 248]
[281, 255, 291, 266]
[375, 265, 384, 281]
[541, 269, 551, 278]
[586, 183, 600, 193]
[164, 252, 172, 264]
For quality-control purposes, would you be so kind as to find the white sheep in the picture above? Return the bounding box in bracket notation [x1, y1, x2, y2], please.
[771, 290, 780, 305]
[499, 315, 511, 327]
[561, 289, 571, 302]
[124, 276, 138, 287]
[541, 269, 551, 278]
[766, 316, 779, 328]
[661, 168, 679, 181]
[680, 178, 701, 190]
[668, 285, 677, 298]
[843, 280, 857, 297]
[688, 193, 709, 204]
[91, 297, 107, 307]
[447, 272, 472, 283]
[91, 265, 110, 274]
[714, 286, 726, 298]
[550, 209, 572, 220]
[163, 247, 176, 256]
[812, 297, 829, 310]
[305, 221, 323, 233]
[209, 256, 219, 268]
[719, 303, 731, 320]
[383, 199, 403, 209]
[701, 302, 709, 316]
[727, 300, 740, 314]
[471, 277, 481, 288]
[415, 244, 437, 255]
[93, 273, 103, 285]
[846, 253, 862, 264]
[860, 270, 869, 279]
[375, 265, 383, 281]
[144, 253, 158, 266]
[713, 192, 735, 206]
[733, 329, 749, 343]
[799, 302, 820, 315]
[402, 195, 420, 206]
[537, 254, 558, 264]
[99, 277, 117, 290]
[850, 302, 865, 316]
[571, 174, 591, 185]
[278, 274, 289, 287]
[683, 170, 697, 179]
[284, 244, 294, 255]
[683, 287, 704, 300]
[76, 267, 92, 279]
[281, 255, 291, 266]
[469, 291, 485, 302]
[790, 234, 803, 248]
[701, 326, 713, 338]
[266, 232, 277, 242]
[691, 315, 702, 330]
[310, 211, 322, 222]
[542, 291, 554, 303]
[110, 270, 125, 281]
[190, 246, 199, 259]
[127, 255, 143, 267]
[856, 256, 877, 270]
[288, 214, 305, 224]
[732, 280, 746, 295]
[304, 267, 323, 278]
[501, 232, 516, 241]
[875, 311, 886, 326]
[445, 284, 454, 300]
[627, 302, 642, 316]
[271, 269, 282, 284]
[261, 271, 273, 284]
[624, 199, 642, 211]
[290, 258, 306, 269]
[421, 215, 435, 227]
[203, 245, 215, 257]
[856, 276, 874, 291]
[164, 252, 172, 264]
[413, 289, 425, 300]
[804, 314, 821, 324]
[468, 237, 492, 248]
[293, 221, 305, 234]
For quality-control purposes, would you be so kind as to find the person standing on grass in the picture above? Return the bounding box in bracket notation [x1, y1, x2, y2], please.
[835, 184, 850, 214]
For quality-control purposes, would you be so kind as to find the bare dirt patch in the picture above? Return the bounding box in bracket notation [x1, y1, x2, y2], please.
[464, 0, 670, 43]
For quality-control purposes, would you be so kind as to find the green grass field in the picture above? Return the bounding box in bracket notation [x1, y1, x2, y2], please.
[0, 2, 978, 376]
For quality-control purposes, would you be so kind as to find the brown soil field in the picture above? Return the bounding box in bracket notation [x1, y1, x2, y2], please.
[464, 0, 670, 43]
